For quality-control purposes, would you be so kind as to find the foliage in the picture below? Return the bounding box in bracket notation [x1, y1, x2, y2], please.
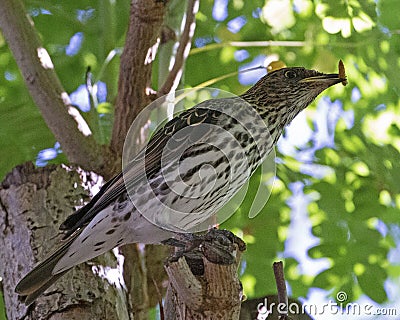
[0, 0, 399, 317]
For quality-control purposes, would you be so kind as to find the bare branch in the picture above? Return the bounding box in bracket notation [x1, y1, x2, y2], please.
[158, 0, 199, 97]
[190, 40, 306, 55]
[0, 0, 109, 174]
[110, 0, 167, 157]
[273, 261, 289, 320]
[164, 250, 244, 319]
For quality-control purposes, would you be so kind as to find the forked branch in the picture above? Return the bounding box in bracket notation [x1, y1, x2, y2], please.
[0, 0, 108, 175]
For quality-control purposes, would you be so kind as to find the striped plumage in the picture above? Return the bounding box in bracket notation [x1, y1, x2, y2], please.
[15, 66, 345, 305]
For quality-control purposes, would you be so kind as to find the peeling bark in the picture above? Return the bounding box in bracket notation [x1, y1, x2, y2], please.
[0, 163, 119, 320]
[164, 245, 244, 319]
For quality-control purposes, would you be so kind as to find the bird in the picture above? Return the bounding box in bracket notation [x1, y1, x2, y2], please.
[15, 63, 346, 305]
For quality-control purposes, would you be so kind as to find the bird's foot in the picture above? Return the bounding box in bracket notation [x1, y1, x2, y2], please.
[162, 228, 246, 267]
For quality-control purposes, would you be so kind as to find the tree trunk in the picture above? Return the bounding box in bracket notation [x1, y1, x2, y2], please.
[0, 163, 121, 319]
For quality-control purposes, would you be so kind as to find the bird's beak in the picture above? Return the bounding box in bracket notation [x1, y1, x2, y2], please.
[299, 73, 347, 86]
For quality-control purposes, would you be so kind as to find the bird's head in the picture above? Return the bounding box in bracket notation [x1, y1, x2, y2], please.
[242, 66, 346, 122]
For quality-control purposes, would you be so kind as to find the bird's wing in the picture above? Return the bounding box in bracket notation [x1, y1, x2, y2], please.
[59, 104, 224, 239]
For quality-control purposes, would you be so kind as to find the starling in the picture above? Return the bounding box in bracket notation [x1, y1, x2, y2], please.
[15, 63, 346, 305]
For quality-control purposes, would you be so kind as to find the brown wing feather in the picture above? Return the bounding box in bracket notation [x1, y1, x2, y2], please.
[58, 106, 218, 238]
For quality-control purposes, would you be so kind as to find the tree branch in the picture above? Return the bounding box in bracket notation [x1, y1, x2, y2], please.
[110, 0, 167, 157]
[164, 250, 244, 319]
[109, 1, 170, 317]
[164, 229, 246, 319]
[273, 261, 288, 320]
[158, 0, 199, 97]
[0, 0, 110, 175]
[190, 40, 306, 55]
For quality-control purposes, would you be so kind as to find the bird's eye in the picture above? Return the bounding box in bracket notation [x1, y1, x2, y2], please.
[284, 70, 297, 79]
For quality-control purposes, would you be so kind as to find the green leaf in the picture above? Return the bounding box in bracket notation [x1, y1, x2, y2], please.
[357, 265, 388, 303]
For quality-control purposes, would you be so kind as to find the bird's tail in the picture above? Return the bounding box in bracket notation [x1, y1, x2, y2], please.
[15, 235, 76, 305]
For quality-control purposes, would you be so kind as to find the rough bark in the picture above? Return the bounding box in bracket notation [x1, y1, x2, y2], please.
[164, 248, 244, 320]
[0, 163, 119, 320]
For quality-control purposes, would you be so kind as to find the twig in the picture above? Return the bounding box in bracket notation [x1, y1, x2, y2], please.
[85, 67, 105, 144]
[273, 261, 288, 320]
[190, 39, 366, 56]
[190, 40, 306, 55]
[158, 0, 199, 97]
[151, 277, 165, 320]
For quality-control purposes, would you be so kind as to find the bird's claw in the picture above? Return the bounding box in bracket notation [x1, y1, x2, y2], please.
[200, 228, 246, 264]
[163, 228, 246, 266]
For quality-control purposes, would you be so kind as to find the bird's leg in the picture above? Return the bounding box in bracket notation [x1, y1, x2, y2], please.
[162, 233, 203, 250]
[162, 228, 246, 267]
[201, 228, 246, 264]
